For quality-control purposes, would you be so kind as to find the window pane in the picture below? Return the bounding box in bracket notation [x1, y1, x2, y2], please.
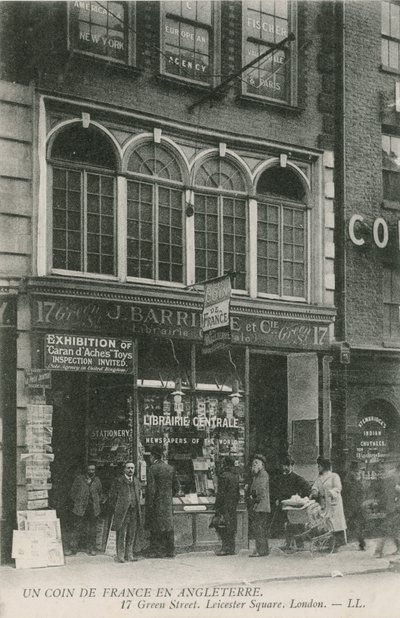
[382, 39, 389, 66]
[157, 187, 183, 282]
[389, 40, 399, 69]
[257, 202, 306, 299]
[195, 157, 246, 192]
[52, 168, 83, 272]
[222, 198, 247, 290]
[162, 2, 212, 85]
[391, 2, 400, 38]
[127, 142, 182, 181]
[382, 1, 390, 36]
[71, 1, 126, 62]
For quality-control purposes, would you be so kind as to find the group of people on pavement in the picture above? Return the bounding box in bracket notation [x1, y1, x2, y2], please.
[65, 446, 178, 562]
[64, 445, 400, 562]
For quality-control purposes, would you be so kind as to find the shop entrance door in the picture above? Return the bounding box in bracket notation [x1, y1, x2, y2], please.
[49, 373, 134, 518]
[287, 353, 319, 482]
[249, 352, 288, 479]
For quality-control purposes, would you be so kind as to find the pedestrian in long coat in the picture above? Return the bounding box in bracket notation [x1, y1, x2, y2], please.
[342, 460, 366, 551]
[109, 462, 142, 562]
[146, 446, 179, 558]
[65, 462, 103, 556]
[213, 456, 240, 555]
[310, 458, 346, 548]
[373, 462, 400, 558]
[248, 454, 271, 557]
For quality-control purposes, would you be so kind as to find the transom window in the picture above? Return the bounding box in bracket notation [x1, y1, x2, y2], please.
[382, 134, 400, 201]
[194, 157, 247, 290]
[160, 0, 216, 85]
[50, 125, 117, 275]
[127, 142, 184, 283]
[242, 0, 294, 103]
[69, 1, 131, 64]
[382, 0, 400, 70]
[257, 167, 307, 300]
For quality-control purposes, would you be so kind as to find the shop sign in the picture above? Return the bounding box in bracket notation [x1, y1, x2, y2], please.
[32, 296, 331, 349]
[25, 369, 52, 389]
[356, 415, 389, 479]
[44, 334, 134, 374]
[202, 274, 232, 354]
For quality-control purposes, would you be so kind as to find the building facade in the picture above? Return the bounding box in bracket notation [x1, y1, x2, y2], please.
[335, 0, 400, 486]
[0, 0, 339, 562]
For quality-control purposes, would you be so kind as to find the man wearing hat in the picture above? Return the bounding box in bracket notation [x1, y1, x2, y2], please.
[342, 460, 366, 551]
[248, 454, 271, 557]
[277, 457, 310, 549]
[213, 456, 240, 555]
[108, 461, 142, 563]
[146, 446, 179, 558]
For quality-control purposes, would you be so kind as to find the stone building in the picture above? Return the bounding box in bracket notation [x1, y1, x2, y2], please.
[0, 0, 339, 562]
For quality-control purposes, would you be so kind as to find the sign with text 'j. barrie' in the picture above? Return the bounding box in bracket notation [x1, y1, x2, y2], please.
[202, 274, 232, 354]
[44, 334, 134, 374]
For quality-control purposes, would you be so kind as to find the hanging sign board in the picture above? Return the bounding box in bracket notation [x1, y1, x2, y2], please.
[202, 275, 232, 354]
[44, 334, 134, 374]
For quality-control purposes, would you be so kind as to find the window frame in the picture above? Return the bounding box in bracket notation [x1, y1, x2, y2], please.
[382, 132, 400, 204]
[159, 0, 221, 88]
[67, 1, 136, 66]
[126, 156, 186, 288]
[381, 0, 400, 73]
[241, 0, 297, 106]
[49, 159, 118, 280]
[193, 186, 249, 294]
[383, 267, 400, 344]
[256, 195, 309, 302]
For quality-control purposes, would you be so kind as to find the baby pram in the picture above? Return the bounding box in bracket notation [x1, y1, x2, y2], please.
[282, 499, 335, 555]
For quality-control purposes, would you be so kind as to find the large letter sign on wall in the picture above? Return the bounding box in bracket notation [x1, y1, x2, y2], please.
[202, 274, 232, 354]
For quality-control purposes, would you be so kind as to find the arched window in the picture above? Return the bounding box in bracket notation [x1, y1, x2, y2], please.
[49, 124, 117, 275]
[126, 142, 184, 283]
[194, 156, 248, 290]
[256, 166, 307, 299]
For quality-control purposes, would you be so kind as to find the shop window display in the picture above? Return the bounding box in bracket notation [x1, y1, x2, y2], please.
[138, 391, 245, 501]
[137, 340, 246, 505]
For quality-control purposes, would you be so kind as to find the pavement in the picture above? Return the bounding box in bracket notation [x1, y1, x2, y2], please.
[0, 538, 395, 589]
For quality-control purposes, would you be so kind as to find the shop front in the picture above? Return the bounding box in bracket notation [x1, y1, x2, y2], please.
[22, 278, 335, 552]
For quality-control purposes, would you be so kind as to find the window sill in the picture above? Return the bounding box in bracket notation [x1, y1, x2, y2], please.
[380, 64, 400, 76]
[69, 52, 143, 77]
[155, 73, 213, 95]
[237, 94, 304, 113]
[382, 199, 400, 211]
[51, 269, 119, 282]
[383, 340, 400, 349]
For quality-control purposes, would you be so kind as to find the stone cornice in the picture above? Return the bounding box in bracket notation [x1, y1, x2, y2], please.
[25, 277, 336, 325]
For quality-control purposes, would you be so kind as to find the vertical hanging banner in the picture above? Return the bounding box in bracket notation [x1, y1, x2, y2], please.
[202, 274, 232, 354]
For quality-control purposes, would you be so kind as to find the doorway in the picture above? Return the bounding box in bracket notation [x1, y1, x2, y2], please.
[249, 353, 288, 499]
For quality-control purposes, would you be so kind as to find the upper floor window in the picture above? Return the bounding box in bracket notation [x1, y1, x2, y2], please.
[242, 0, 296, 104]
[256, 166, 307, 300]
[50, 124, 117, 276]
[193, 156, 248, 290]
[69, 1, 134, 64]
[384, 268, 400, 342]
[126, 141, 185, 283]
[160, 0, 218, 85]
[382, 0, 400, 70]
[382, 133, 400, 201]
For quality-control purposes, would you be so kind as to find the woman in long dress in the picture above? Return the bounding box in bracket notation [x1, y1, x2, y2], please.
[310, 458, 347, 549]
